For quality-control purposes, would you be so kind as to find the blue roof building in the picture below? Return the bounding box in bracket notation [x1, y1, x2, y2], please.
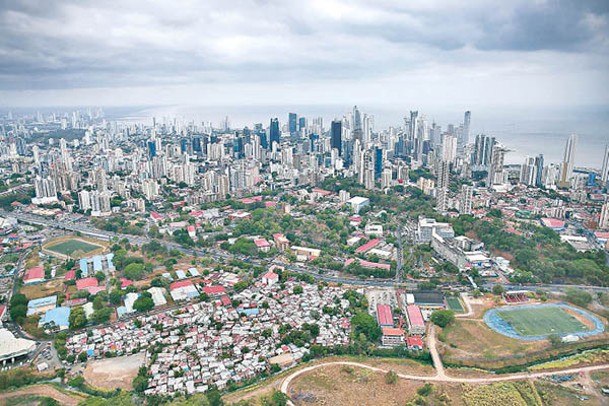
[175, 270, 187, 280]
[79, 258, 89, 277]
[39, 307, 71, 330]
[92, 256, 103, 272]
[27, 295, 58, 316]
[106, 253, 115, 271]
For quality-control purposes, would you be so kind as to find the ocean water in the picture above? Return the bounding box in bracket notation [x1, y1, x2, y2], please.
[113, 104, 609, 169]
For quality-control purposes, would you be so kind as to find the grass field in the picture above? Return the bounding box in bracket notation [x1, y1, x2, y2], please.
[497, 307, 589, 337]
[45, 239, 102, 257]
[446, 297, 464, 312]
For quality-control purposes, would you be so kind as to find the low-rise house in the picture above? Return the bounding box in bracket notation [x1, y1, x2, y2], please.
[27, 295, 58, 316]
[381, 327, 405, 346]
[23, 266, 45, 284]
[170, 280, 199, 301]
[406, 305, 425, 336]
[39, 307, 70, 331]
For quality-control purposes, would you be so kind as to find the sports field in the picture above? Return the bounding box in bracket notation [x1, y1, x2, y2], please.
[497, 306, 588, 337]
[45, 239, 102, 257]
[446, 297, 464, 312]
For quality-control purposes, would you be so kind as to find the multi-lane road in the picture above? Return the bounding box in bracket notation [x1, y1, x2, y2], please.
[4, 209, 609, 293]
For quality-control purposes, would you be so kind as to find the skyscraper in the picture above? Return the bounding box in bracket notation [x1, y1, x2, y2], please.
[331, 120, 342, 155]
[352, 106, 363, 143]
[472, 134, 495, 167]
[269, 118, 280, 145]
[458, 111, 471, 157]
[436, 160, 450, 212]
[488, 144, 508, 185]
[601, 144, 609, 184]
[353, 106, 362, 131]
[559, 134, 577, 186]
[534, 154, 544, 187]
[288, 113, 297, 136]
[374, 147, 383, 180]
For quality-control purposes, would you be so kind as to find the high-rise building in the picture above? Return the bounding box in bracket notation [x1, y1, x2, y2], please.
[601, 144, 609, 184]
[459, 185, 474, 215]
[458, 111, 471, 157]
[520, 156, 537, 186]
[436, 160, 450, 212]
[600, 202, 609, 229]
[559, 134, 577, 186]
[147, 140, 157, 159]
[535, 154, 544, 187]
[331, 120, 342, 155]
[471, 134, 495, 167]
[298, 117, 306, 131]
[33, 176, 58, 204]
[288, 113, 297, 136]
[442, 134, 457, 163]
[374, 147, 383, 180]
[269, 118, 280, 146]
[488, 144, 508, 185]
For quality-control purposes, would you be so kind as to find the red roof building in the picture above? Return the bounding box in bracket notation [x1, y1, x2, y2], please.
[220, 295, 231, 306]
[540, 217, 566, 231]
[355, 238, 381, 254]
[119, 278, 133, 289]
[23, 266, 45, 284]
[64, 270, 76, 281]
[406, 305, 425, 335]
[170, 280, 194, 291]
[381, 327, 405, 346]
[203, 286, 227, 296]
[76, 277, 98, 290]
[376, 304, 394, 327]
[406, 336, 424, 349]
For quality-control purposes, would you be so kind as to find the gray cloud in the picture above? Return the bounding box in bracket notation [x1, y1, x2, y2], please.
[0, 0, 607, 106]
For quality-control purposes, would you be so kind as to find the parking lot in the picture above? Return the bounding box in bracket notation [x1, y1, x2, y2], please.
[366, 288, 398, 316]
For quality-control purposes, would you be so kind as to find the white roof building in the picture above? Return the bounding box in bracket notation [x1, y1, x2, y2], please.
[0, 329, 36, 363]
[149, 287, 168, 307]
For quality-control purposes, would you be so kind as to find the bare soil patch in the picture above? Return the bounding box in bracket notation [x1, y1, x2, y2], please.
[0, 384, 85, 406]
[83, 352, 145, 390]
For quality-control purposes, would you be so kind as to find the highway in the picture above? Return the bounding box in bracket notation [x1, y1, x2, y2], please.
[4, 209, 609, 292]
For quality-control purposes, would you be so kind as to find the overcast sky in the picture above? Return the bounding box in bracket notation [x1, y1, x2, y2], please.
[0, 0, 607, 109]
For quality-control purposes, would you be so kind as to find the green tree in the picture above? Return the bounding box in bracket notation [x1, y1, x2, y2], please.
[430, 310, 455, 328]
[9, 304, 27, 323]
[123, 263, 145, 280]
[92, 308, 113, 324]
[351, 312, 381, 342]
[385, 370, 398, 385]
[132, 375, 148, 393]
[109, 289, 122, 305]
[69, 306, 87, 329]
[491, 284, 505, 296]
[293, 285, 304, 295]
[133, 292, 154, 312]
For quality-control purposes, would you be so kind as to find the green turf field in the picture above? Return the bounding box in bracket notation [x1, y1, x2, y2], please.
[446, 297, 464, 312]
[45, 239, 101, 256]
[497, 306, 589, 337]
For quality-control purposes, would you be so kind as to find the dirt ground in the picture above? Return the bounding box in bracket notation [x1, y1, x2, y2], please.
[288, 364, 425, 406]
[20, 279, 64, 300]
[83, 352, 145, 390]
[440, 318, 546, 361]
[0, 384, 86, 406]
